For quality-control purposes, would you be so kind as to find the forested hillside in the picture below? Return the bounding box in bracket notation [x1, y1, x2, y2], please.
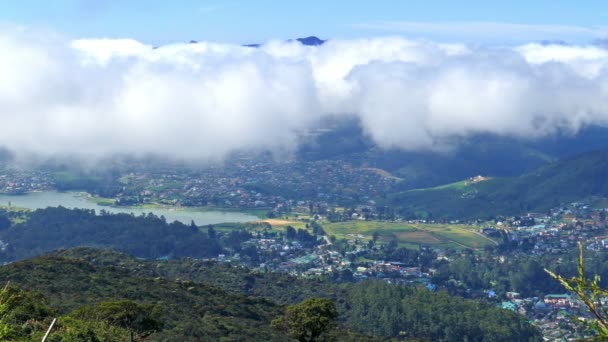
[0, 247, 541, 341]
[0, 207, 224, 262]
[387, 149, 608, 219]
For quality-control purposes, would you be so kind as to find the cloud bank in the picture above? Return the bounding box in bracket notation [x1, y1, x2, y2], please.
[2, 26, 608, 162]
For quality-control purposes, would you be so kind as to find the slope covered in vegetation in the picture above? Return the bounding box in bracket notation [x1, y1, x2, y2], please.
[0, 247, 542, 341]
[387, 149, 608, 219]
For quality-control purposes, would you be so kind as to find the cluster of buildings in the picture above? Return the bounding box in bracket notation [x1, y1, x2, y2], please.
[0, 169, 54, 194]
[497, 291, 601, 340]
[210, 199, 608, 341]
[3, 162, 608, 340]
[480, 201, 608, 255]
[474, 202, 608, 340]
[111, 159, 396, 210]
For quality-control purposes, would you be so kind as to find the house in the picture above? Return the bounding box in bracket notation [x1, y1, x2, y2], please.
[544, 294, 572, 307]
[499, 301, 517, 311]
[506, 292, 521, 299]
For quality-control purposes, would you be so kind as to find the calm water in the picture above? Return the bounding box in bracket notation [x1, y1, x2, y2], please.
[0, 192, 259, 225]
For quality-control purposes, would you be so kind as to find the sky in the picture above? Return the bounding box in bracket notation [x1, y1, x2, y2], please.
[2, 1, 608, 164]
[1, 0, 607, 44]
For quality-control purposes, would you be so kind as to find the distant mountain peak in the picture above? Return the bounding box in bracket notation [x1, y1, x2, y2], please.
[243, 36, 326, 48]
[293, 36, 326, 46]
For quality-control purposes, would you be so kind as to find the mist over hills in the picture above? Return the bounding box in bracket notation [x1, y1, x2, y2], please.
[3, 2, 608, 339]
[291, 117, 608, 218]
[1, 29, 608, 221]
[298, 117, 608, 191]
[3, 27, 608, 163]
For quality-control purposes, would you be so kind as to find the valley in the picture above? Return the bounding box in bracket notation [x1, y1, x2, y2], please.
[1, 9, 608, 339]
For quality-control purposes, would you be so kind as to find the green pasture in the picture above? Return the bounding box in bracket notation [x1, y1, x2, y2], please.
[322, 221, 497, 250]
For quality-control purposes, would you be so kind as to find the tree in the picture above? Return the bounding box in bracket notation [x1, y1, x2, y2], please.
[0, 283, 52, 340]
[0, 215, 10, 231]
[546, 242, 608, 338]
[372, 231, 380, 244]
[286, 226, 297, 240]
[72, 300, 163, 342]
[207, 226, 217, 240]
[271, 298, 338, 342]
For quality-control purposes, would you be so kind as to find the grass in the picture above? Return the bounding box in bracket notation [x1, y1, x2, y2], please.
[93, 197, 115, 206]
[254, 219, 308, 230]
[323, 221, 416, 238]
[0, 205, 30, 224]
[407, 180, 469, 193]
[322, 221, 496, 250]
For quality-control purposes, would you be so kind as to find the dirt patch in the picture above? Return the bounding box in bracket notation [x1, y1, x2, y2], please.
[396, 231, 442, 244]
[256, 219, 298, 226]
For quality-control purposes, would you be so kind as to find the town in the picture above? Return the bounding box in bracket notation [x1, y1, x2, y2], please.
[1, 164, 608, 340]
[198, 200, 608, 341]
[0, 169, 54, 194]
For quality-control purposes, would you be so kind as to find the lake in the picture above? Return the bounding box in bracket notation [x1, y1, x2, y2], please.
[0, 192, 259, 225]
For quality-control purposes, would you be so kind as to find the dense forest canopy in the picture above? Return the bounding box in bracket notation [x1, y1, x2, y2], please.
[0, 247, 541, 341]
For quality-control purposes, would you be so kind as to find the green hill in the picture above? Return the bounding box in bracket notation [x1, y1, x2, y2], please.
[0, 248, 541, 341]
[386, 149, 608, 219]
[0, 256, 287, 341]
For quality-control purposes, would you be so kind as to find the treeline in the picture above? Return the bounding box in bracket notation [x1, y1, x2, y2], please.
[0, 207, 230, 262]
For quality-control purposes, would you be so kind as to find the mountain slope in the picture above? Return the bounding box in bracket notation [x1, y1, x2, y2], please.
[0, 255, 287, 341]
[387, 149, 608, 219]
[244, 36, 326, 48]
[0, 247, 541, 341]
[299, 118, 608, 191]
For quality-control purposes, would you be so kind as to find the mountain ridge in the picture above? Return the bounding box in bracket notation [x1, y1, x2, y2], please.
[386, 148, 608, 219]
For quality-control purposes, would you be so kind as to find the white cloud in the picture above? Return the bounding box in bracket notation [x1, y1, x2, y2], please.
[1, 26, 608, 163]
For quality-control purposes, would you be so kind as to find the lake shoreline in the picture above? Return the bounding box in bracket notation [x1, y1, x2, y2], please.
[77, 192, 268, 219]
[0, 191, 260, 225]
[1, 190, 267, 219]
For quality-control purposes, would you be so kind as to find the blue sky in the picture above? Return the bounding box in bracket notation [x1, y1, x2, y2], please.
[1, 0, 607, 44]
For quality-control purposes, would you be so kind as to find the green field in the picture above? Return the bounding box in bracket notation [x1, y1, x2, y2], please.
[409, 180, 469, 192]
[90, 197, 115, 206]
[322, 221, 497, 250]
[0, 205, 30, 224]
[208, 219, 308, 234]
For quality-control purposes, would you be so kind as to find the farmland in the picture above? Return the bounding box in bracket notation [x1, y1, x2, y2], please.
[322, 221, 497, 250]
